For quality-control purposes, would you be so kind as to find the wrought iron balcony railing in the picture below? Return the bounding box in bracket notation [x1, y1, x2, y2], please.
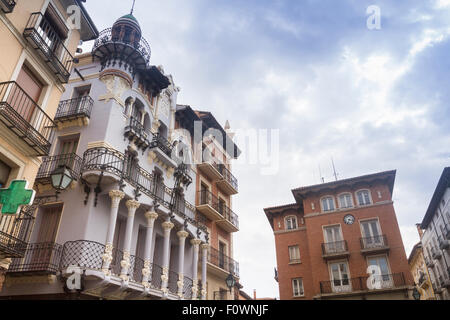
[8, 242, 63, 275]
[124, 116, 150, 151]
[206, 246, 239, 278]
[168, 270, 179, 295]
[23, 13, 74, 83]
[217, 200, 239, 230]
[149, 133, 173, 158]
[431, 246, 442, 260]
[0, 0, 16, 13]
[92, 27, 151, 71]
[183, 276, 193, 300]
[360, 235, 389, 250]
[0, 81, 55, 156]
[319, 273, 406, 294]
[198, 189, 220, 209]
[55, 96, 94, 121]
[322, 240, 349, 256]
[81, 147, 205, 231]
[36, 153, 83, 183]
[218, 164, 238, 192]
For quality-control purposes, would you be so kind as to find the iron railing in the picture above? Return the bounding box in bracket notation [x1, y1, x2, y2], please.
[198, 190, 220, 211]
[110, 247, 124, 277]
[55, 96, 94, 121]
[438, 235, 450, 250]
[321, 240, 349, 256]
[130, 255, 144, 283]
[0, 81, 55, 156]
[168, 270, 179, 294]
[8, 242, 63, 274]
[60, 240, 105, 271]
[217, 199, 239, 230]
[431, 246, 442, 260]
[151, 263, 163, 289]
[124, 116, 151, 150]
[92, 27, 151, 67]
[360, 235, 388, 250]
[207, 246, 239, 277]
[23, 13, 74, 83]
[183, 276, 193, 299]
[36, 153, 83, 182]
[218, 164, 238, 192]
[0, 0, 16, 13]
[149, 133, 173, 157]
[81, 147, 205, 231]
[319, 273, 406, 294]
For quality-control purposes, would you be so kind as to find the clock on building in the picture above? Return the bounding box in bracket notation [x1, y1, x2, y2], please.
[344, 214, 355, 225]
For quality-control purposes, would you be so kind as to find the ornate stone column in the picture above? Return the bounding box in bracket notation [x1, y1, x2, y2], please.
[102, 190, 125, 275]
[176, 230, 189, 298]
[161, 219, 174, 295]
[190, 238, 202, 300]
[201, 243, 209, 300]
[119, 199, 140, 281]
[141, 211, 158, 287]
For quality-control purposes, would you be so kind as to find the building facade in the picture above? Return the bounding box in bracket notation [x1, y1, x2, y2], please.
[408, 229, 436, 300]
[175, 105, 241, 300]
[265, 170, 415, 300]
[420, 167, 450, 300]
[0, 0, 97, 290]
[0, 12, 216, 300]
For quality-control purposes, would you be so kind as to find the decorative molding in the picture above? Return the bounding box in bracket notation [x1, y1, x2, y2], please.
[274, 227, 307, 235]
[177, 231, 189, 239]
[191, 239, 202, 246]
[109, 190, 125, 208]
[144, 211, 158, 221]
[162, 221, 175, 231]
[126, 199, 141, 210]
[304, 200, 393, 218]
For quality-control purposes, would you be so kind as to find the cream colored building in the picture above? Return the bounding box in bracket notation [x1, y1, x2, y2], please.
[0, 0, 97, 290]
[408, 241, 436, 300]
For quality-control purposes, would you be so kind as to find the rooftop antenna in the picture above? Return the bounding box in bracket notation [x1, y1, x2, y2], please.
[331, 157, 339, 181]
[130, 0, 136, 14]
[319, 164, 325, 183]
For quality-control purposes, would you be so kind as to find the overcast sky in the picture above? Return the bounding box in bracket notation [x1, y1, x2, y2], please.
[82, 0, 450, 299]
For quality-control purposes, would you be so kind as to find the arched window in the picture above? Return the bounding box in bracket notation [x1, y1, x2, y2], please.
[321, 196, 335, 212]
[285, 216, 298, 230]
[356, 190, 371, 206]
[338, 193, 353, 209]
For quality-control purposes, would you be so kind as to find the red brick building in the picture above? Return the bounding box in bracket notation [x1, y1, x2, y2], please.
[265, 170, 415, 300]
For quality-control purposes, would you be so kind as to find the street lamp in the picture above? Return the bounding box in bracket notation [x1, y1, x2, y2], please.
[51, 165, 74, 198]
[412, 286, 421, 300]
[226, 272, 236, 294]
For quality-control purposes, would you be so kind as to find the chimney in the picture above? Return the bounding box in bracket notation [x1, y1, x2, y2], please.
[416, 223, 424, 240]
[253, 289, 256, 300]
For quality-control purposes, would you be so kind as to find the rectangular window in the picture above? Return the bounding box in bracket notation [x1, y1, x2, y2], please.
[360, 219, 383, 247]
[322, 197, 335, 212]
[357, 190, 371, 206]
[339, 194, 353, 208]
[292, 278, 304, 297]
[285, 217, 297, 230]
[330, 262, 351, 293]
[289, 245, 301, 263]
[0, 159, 11, 188]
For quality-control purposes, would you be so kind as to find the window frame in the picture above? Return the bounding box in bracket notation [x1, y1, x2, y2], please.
[320, 196, 336, 212]
[338, 192, 354, 209]
[356, 189, 372, 206]
[288, 245, 301, 264]
[292, 278, 305, 297]
[285, 216, 298, 231]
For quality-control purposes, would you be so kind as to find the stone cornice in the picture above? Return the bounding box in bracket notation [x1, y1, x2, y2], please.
[304, 200, 393, 219]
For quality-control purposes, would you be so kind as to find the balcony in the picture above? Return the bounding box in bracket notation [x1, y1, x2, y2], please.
[124, 117, 150, 152]
[206, 247, 239, 279]
[216, 202, 239, 233]
[444, 224, 450, 240]
[36, 153, 83, 185]
[92, 27, 151, 73]
[0, 81, 55, 156]
[360, 235, 390, 255]
[54, 96, 93, 128]
[319, 273, 406, 296]
[321, 240, 349, 260]
[197, 161, 222, 181]
[438, 235, 450, 250]
[196, 190, 223, 222]
[431, 247, 442, 260]
[8, 242, 63, 276]
[0, 0, 16, 13]
[148, 133, 176, 168]
[23, 13, 74, 83]
[418, 273, 429, 289]
[217, 164, 238, 195]
[425, 256, 435, 268]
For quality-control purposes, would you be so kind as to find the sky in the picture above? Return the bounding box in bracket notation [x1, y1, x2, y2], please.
[81, 0, 450, 299]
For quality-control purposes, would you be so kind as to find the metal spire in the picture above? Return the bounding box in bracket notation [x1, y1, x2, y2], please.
[131, 0, 136, 14]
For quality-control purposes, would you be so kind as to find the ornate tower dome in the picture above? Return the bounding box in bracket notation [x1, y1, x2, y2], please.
[92, 13, 151, 75]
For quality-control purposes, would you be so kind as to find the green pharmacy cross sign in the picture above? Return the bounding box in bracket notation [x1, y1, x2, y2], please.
[0, 180, 35, 215]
